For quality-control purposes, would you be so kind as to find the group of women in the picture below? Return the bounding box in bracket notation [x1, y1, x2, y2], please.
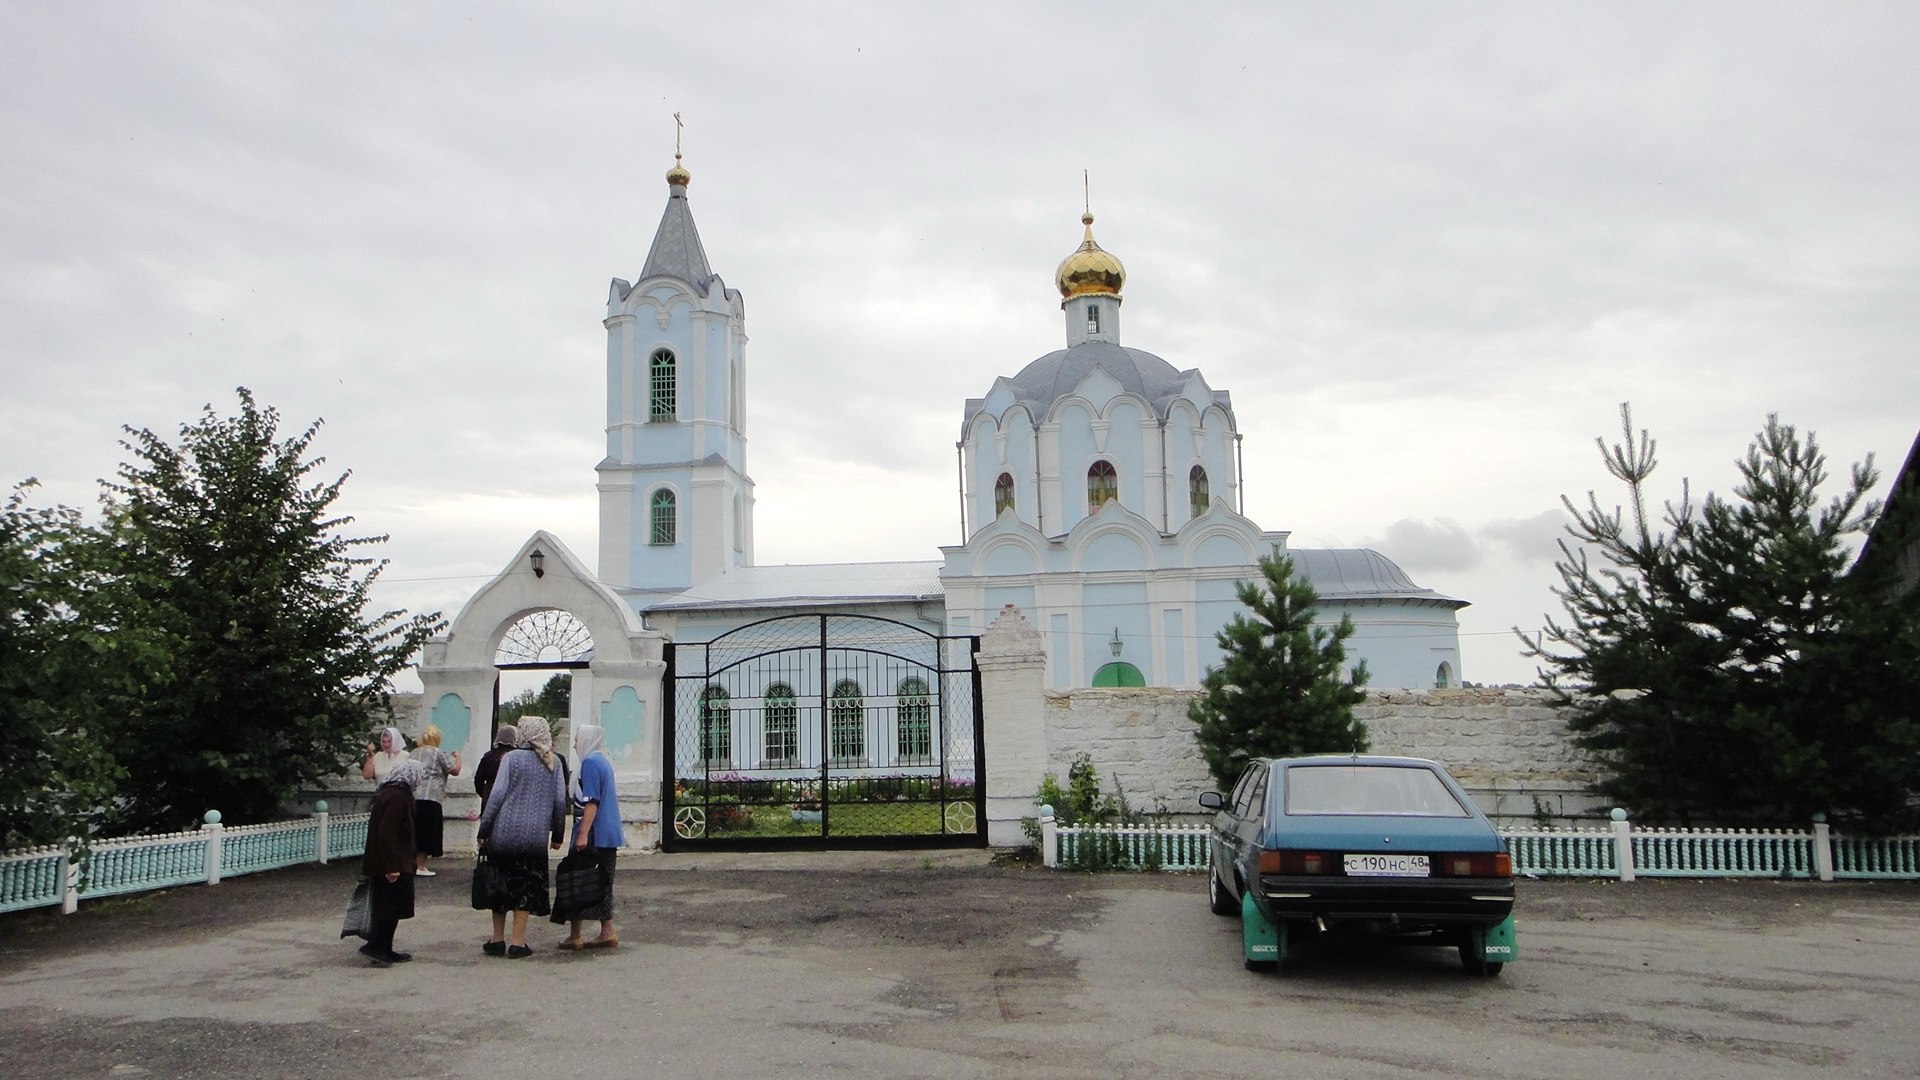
[355, 718, 622, 966]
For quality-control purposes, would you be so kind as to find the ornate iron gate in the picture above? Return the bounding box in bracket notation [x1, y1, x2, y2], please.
[663, 614, 984, 851]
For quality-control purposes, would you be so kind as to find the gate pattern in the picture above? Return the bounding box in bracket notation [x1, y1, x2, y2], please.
[663, 614, 984, 851]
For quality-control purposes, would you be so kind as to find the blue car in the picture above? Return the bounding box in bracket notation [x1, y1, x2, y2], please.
[1198, 754, 1516, 975]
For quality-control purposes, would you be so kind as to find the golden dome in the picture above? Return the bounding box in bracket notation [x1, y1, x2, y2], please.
[1055, 210, 1125, 299]
[666, 153, 691, 188]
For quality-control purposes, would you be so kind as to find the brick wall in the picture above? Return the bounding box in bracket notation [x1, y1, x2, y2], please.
[1039, 686, 1608, 826]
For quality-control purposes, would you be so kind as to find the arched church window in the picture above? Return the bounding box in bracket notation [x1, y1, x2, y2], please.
[993, 473, 1015, 518]
[1087, 460, 1118, 510]
[1189, 465, 1210, 518]
[698, 685, 731, 767]
[896, 677, 931, 763]
[649, 348, 676, 421]
[763, 683, 797, 764]
[1435, 662, 1454, 689]
[829, 679, 865, 763]
[1086, 302, 1101, 335]
[649, 489, 676, 546]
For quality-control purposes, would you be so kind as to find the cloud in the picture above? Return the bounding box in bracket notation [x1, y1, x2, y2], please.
[1480, 510, 1571, 564]
[1365, 518, 1483, 574]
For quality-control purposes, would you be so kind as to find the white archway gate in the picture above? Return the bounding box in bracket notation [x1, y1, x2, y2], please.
[414, 531, 668, 848]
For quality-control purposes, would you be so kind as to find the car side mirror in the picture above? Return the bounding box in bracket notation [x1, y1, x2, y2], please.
[1198, 791, 1225, 811]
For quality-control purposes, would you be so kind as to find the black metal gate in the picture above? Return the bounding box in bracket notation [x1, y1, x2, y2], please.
[662, 613, 984, 851]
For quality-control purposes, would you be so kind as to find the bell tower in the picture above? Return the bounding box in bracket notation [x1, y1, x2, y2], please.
[597, 131, 755, 607]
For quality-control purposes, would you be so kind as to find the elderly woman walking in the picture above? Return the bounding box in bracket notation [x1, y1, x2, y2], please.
[361, 726, 408, 783]
[474, 716, 567, 958]
[554, 723, 623, 950]
[360, 758, 426, 967]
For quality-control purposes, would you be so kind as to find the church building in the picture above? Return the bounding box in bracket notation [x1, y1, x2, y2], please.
[611, 158, 1467, 690]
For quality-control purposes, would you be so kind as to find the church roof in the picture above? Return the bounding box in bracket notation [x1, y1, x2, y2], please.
[638, 173, 715, 293]
[972, 341, 1229, 426]
[1289, 548, 1468, 608]
[642, 561, 945, 613]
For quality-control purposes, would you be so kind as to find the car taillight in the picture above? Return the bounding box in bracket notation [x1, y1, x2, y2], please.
[1438, 852, 1511, 878]
[1260, 849, 1334, 875]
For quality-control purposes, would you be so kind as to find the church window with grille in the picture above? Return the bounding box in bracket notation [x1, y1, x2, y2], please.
[1086, 302, 1101, 334]
[829, 680, 865, 763]
[1189, 465, 1210, 518]
[1088, 460, 1118, 510]
[698, 685, 731, 767]
[648, 348, 676, 421]
[649, 489, 676, 546]
[763, 683, 797, 764]
[896, 677, 932, 763]
[993, 473, 1015, 518]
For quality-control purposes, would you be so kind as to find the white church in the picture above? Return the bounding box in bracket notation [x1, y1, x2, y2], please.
[411, 151, 1465, 847]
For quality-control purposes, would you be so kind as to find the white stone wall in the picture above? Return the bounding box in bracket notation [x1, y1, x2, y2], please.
[1036, 686, 1608, 826]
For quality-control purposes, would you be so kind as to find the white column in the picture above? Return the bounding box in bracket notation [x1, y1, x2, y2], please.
[978, 604, 1048, 846]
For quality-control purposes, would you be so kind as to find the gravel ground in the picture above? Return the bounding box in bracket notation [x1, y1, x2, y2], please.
[2, 851, 1917, 1079]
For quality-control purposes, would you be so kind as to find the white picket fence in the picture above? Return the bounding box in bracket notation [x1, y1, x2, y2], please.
[0, 803, 367, 916]
[1038, 808, 1920, 881]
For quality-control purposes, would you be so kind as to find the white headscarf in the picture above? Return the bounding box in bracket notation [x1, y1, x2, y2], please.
[569, 724, 606, 803]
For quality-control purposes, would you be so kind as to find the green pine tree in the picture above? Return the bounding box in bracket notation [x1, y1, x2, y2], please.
[1188, 552, 1371, 788]
[1528, 406, 1920, 830]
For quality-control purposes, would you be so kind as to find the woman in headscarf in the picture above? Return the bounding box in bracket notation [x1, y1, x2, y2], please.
[405, 725, 462, 877]
[360, 726, 407, 783]
[472, 723, 519, 811]
[359, 757, 425, 967]
[554, 723, 623, 949]
[474, 716, 567, 958]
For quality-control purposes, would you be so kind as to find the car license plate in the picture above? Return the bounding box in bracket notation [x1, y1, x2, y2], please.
[1344, 853, 1430, 877]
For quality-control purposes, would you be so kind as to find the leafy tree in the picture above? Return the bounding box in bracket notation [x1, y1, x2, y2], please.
[1188, 553, 1370, 787]
[498, 673, 571, 729]
[0, 484, 129, 848]
[1526, 406, 1920, 830]
[94, 389, 445, 830]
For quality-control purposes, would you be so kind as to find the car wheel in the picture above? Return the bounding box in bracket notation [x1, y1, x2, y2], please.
[1208, 866, 1237, 916]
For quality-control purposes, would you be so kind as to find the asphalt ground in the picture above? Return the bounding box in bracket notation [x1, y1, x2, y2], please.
[2, 850, 1918, 1079]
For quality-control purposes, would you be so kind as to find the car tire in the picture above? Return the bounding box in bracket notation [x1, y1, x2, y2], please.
[1208, 866, 1237, 917]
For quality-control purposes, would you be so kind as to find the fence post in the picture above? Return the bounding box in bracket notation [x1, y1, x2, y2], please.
[1811, 813, 1834, 882]
[1611, 808, 1635, 882]
[1040, 805, 1058, 868]
[60, 846, 78, 915]
[314, 801, 330, 866]
[203, 811, 224, 886]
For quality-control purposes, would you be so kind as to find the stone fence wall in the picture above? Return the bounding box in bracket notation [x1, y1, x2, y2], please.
[1041, 686, 1607, 827]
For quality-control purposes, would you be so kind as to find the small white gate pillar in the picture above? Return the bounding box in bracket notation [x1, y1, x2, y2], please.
[978, 604, 1048, 846]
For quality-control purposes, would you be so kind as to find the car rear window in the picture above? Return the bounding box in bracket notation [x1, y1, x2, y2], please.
[1283, 765, 1470, 817]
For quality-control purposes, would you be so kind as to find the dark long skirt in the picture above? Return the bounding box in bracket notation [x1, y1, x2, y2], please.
[412, 800, 445, 857]
[486, 853, 551, 916]
[369, 872, 415, 925]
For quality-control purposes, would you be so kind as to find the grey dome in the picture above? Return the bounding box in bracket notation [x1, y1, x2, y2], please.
[1289, 549, 1467, 607]
[968, 341, 1229, 428]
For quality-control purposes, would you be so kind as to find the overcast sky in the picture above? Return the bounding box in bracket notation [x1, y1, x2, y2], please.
[4, 3, 1917, 689]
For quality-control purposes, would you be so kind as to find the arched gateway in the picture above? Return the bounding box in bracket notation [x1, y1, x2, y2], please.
[415, 531, 668, 847]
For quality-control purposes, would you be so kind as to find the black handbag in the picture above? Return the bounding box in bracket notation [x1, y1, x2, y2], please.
[470, 855, 501, 911]
[340, 879, 372, 940]
[550, 850, 604, 921]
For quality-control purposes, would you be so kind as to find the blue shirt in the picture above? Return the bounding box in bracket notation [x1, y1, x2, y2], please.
[577, 752, 624, 849]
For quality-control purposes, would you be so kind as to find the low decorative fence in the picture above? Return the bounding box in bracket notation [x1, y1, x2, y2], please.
[0, 802, 367, 916]
[1039, 808, 1920, 881]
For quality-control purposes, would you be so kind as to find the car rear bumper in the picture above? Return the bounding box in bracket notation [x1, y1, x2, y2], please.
[1256, 875, 1514, 929]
